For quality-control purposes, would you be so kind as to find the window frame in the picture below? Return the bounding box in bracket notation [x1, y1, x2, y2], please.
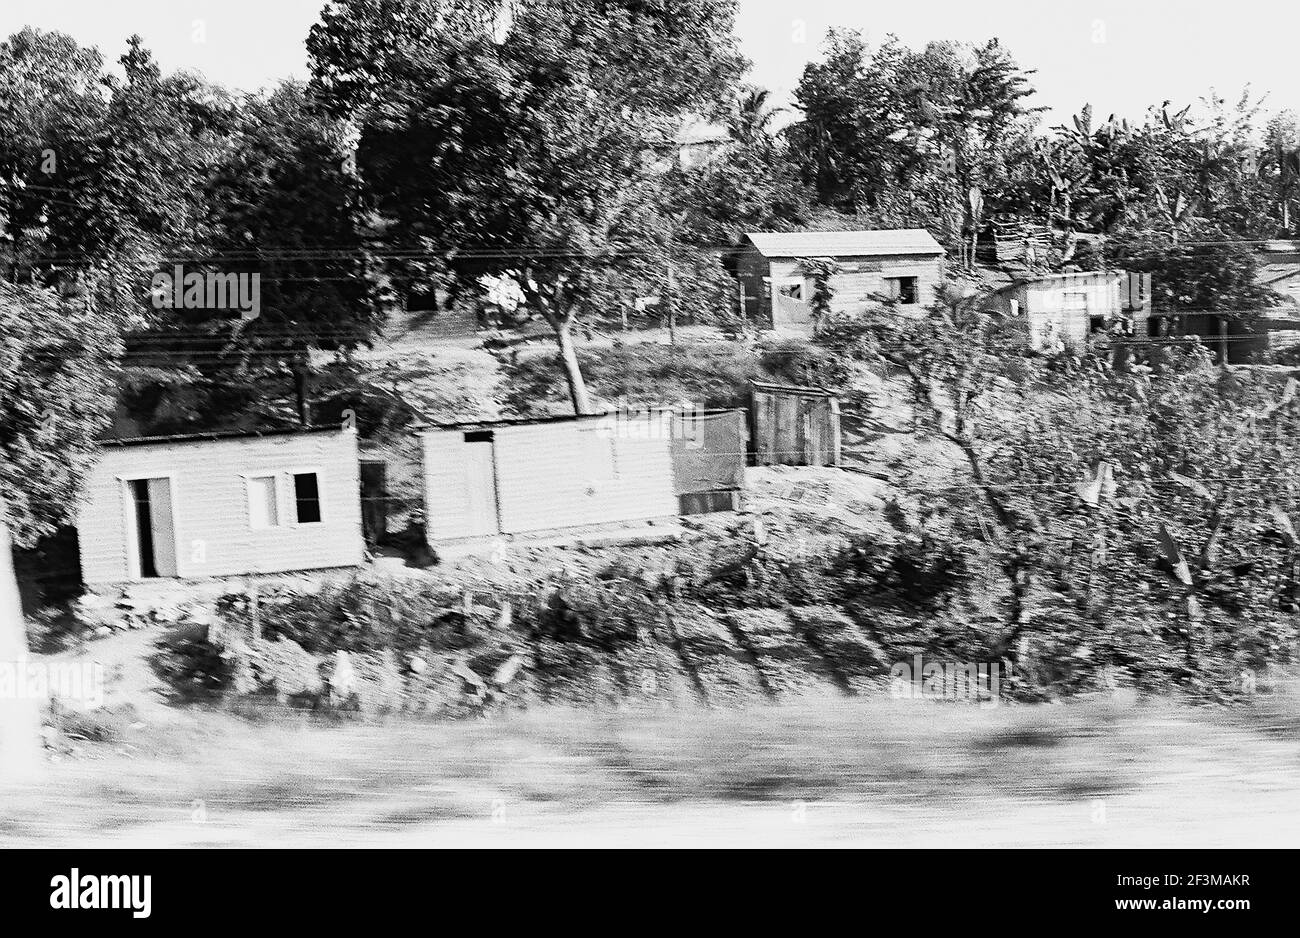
[243, 473, 282, 530]
[288, 467, 326, 526]
[776, 277, 806, 301]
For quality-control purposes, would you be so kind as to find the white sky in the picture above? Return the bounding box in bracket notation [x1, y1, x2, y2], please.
[2, 0, 1296, 128]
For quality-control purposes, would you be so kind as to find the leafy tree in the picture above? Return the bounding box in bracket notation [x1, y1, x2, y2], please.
[125, 80, 385, 434]
[1041, 95, 1276, 250]
[727, 87, 784, 148]
[0, 281, 122, 547]
[817, 287, 1299, 698]
[786, 29, 905, 213]
[787, 31, 1040, 245]
[666, 85, 811, 247]
[0, 28, 110, 281]
[1260, 111, 1300, 234]
[309, 0, 746, 413]
[1, 31, 237, 316]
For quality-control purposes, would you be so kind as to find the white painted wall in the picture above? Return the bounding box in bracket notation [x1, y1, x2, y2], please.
[77, 431, 363, 583]
[421, 419, 677, 542]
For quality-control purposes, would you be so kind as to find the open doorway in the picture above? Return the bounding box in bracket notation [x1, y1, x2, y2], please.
[126, 478, 178, 579]
[462, 430, 501, 537]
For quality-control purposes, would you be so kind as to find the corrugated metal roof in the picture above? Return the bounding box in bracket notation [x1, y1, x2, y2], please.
[743, 229, 943, 258]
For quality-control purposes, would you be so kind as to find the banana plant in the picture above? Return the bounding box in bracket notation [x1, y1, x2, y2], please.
[1153, 182, 1201, 243]
[1263, 143, 1300, 232]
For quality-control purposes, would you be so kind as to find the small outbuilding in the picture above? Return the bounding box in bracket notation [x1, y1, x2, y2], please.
[992, 270, 1131, 352]
[418, 414, 680, 547]
[750, 382, 842, 468]
[77, 427, 363, 584]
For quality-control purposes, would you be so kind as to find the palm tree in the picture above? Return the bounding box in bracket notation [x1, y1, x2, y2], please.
[727, 87, 785, 148]
[1264, 144, 1300, 232]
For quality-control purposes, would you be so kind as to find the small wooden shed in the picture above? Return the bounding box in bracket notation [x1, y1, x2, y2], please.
[750, 382, 842, 468]
[77, 427, 364, 584]
[418, 414, 678, 546]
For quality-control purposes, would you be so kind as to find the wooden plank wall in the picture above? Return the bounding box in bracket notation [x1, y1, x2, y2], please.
[751, 383, 842, 468]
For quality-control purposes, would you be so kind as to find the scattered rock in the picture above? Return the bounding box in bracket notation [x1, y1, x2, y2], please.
[327, 650, 357, 705]
[351, 649, 404, 713]
[492, 654, 525, 688]
[248, 638, 323, 700]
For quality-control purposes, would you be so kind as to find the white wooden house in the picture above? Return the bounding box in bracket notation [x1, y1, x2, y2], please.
[418, 415, 679, 546]
[734, 229, 946, 334]
[77, 428, 363, 584]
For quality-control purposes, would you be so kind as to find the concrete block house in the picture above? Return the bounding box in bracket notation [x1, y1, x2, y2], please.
[77, 428, 363, 584]
[734, 229, 946, 334]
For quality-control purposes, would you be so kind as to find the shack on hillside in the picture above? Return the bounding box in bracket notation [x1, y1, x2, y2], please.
[417, 413, 679, 547]
[77, 427, 364, 584]
[734, 229, 946, 335]
[750, 382, 842, 468]
[991, 270, 1132, 352]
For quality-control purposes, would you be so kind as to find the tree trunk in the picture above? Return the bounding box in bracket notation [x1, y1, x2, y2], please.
[665, 264, 677, 345]
[0, 503, 42, 782]
[554, 320, 594, 415]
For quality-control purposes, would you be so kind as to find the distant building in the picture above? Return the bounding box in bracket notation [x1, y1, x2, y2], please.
[1256, 240, 1300, 306]
[674, 119, 730, 171]
[750, 382, 841, 468]
[77, 428, 363, 584]
[991, 270, 1131, 352]
[734, 229, 946, 334]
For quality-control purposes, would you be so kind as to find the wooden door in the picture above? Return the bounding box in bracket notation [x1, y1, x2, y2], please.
[463, 441, 500, 537]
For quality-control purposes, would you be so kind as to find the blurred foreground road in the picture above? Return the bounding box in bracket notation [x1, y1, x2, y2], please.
[3, 697, 1298, 848]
